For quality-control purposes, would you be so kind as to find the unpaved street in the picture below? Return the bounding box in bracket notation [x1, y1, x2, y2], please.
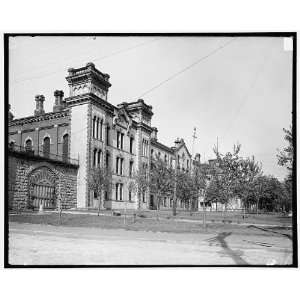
[9, 222, 292, 265]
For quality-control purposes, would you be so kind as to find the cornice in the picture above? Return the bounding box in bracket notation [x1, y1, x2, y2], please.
[9, 110, 70, 127]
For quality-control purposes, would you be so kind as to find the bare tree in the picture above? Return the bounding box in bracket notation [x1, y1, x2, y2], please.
[88, 166, 112, 216]
[132, 168, 149, 210]
[150, 154, 173, 220]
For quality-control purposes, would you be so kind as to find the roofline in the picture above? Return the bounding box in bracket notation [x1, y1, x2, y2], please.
[151, 139, 174, 154]
[9, 110, 70, 127]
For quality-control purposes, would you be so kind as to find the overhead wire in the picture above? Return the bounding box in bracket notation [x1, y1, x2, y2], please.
[223, 46, 277, 140]
[137, 37, 238, 98]
[11, 37, 161, 85]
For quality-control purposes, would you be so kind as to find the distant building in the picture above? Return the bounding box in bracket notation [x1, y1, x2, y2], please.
[8, 63, 202, 211]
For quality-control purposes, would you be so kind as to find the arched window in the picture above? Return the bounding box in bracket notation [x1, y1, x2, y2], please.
[97, 149, 102, 166]
[62, 134, 69, 162]
[93, 116, 96, 138]
[100, 119, 103, 140]
[25, 139, 33, 152]
[43, 137, 50, 158]
[96, 118, 99, 139]
[106, 151, 110, 169]
[93, 148, 97, 167]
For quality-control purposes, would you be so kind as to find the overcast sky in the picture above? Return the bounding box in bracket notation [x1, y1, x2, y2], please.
[8, 35, 293, 180]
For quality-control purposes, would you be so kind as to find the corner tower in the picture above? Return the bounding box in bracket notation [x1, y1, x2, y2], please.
[65, 62, 112, 208]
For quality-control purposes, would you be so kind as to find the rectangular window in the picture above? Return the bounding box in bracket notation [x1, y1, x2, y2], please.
[93, 149, 97, 166]
[142, 139, 148, 157]
[129, 161, 133, 177]
[106, 127, 110, 145]
[106, 152, 109, 169]
[121, 133, 124, 149]
[129, 191, 132, 202]
[120, 158, 123, 175]
[117, 131, 121, 149]
[100, 120, 103, 141]
[142, 191, 146, 203]
[116, 157, 119, 174]
[97, 150, 101, 166]
[119, 184, 123, 201]
[130, 137, 134, 154]
[115, 183, 118, 201]
[96, 118, 99, 139]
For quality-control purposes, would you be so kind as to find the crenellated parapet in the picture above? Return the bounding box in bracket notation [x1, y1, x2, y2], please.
[66, 62, 111, 101]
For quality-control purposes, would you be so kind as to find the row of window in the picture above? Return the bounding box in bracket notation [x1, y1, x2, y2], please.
[116, 157, 134, 176]
[10, 134, 69, 158]
[114, 184, 146, 202]
[92, 116, 103, 140]
[150, 149, 190, 171]
[142, 139, 149, 157]
[93, 148, 110, 168]
[93, 149, 102, 167]
[116, 131, 135, 154]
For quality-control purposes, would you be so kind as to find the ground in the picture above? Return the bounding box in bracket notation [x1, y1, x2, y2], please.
[8, 211, 293, 266]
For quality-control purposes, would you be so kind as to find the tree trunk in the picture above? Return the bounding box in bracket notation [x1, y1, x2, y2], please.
[172, 196, 177, 217]
[203, 204, 207, 230]
[58, 198, 62, 225]
[98, 192, 102, 216]
[156, 194, 160, 221]
[124, 200, 127, 225]
[190, 199, 193, 216]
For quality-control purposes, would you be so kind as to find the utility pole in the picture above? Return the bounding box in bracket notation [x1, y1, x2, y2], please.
[192, 127, 197, 158]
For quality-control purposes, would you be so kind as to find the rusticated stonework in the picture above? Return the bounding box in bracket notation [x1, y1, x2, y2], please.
[8, 154, 78, 211]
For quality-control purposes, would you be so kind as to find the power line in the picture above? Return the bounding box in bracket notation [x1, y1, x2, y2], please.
[137, 37, 238, 98]
[223, 46, 276, 140]
[11, 37, 161, 85]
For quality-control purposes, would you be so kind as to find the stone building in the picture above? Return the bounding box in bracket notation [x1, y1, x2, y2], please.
[8, 62, 201, 211]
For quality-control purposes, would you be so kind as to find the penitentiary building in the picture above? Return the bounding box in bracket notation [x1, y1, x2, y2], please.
[8, 62, 202, 211]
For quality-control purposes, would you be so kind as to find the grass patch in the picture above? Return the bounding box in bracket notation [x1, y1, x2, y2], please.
[9, 212, 292, 237]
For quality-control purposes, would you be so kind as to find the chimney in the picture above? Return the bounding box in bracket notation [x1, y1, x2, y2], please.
[8, 104, 14, 122]
[151, 127, 158, 140]
[34, 95, 45, 116]
[174, 138, 181, 148]
[53, 90, 64, 112]
[195, 153, 201, 163]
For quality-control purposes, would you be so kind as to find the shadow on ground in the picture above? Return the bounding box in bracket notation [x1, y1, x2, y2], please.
[248, 225, 292, 240]
[206, 232, 248, 265]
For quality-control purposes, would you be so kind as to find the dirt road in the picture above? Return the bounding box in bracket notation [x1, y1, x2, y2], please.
[8, 222, 293, 266]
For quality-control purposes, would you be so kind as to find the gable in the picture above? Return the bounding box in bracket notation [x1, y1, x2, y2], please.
[176, 143, 192, 158]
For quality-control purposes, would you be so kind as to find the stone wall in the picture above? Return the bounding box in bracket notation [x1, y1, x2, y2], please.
[8, 152, 78, 211]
